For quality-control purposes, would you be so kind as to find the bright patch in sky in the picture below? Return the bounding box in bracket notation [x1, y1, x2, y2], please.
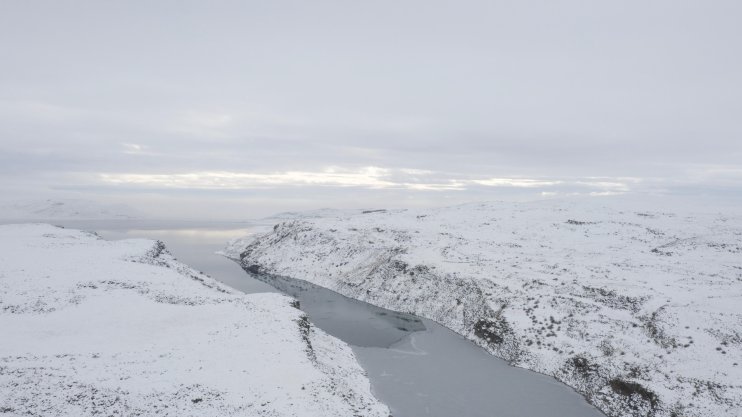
[98, 168, 639, 195]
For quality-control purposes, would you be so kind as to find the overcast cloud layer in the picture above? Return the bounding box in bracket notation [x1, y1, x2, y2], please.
[1, 1, 741, 218]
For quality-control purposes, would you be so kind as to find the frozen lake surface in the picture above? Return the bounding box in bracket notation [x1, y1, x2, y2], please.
[36, 220, 604, 417]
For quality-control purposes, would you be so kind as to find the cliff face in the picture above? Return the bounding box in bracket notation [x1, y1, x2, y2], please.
[225, 200, 742, 417]
[0, 223, 388, 417]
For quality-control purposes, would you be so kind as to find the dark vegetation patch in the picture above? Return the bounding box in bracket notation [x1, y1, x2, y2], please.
[640, 308, 677, 349]
[571, 356, 598, 376]
[390, 260, 431, 278]
[609, 378, 658, 409]
[581, 286, 646, 313]
[650, 248, 673, 256]
[706, 242, 742, 253]
[566, 219, 597, 225]
[391, 260, 408, 274]
[645, 228, 664, 236]
[362, 209, 387, 214]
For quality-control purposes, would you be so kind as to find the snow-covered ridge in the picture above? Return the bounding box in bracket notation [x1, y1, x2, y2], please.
[0, 199, 140, 220]
[224, 200, 742, 417]
[0, 223, 388, 417]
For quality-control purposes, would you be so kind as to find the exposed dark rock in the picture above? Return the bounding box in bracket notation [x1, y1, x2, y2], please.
[473, 318, 506, 345]
[297, 315, 316, 362]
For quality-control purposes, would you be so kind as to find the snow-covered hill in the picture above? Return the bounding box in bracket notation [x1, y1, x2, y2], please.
[0, 199, 140, 220]
[0, 224, 388, 417]
[224, 199, 742, 417]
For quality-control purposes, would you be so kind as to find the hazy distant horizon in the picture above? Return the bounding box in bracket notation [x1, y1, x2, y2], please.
[2, 1, 741, 219]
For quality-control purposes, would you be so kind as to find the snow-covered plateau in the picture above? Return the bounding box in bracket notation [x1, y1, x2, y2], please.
[0, 223, 388, 417]
[224, 199, 742, 417]
[0, 199, 140, 220]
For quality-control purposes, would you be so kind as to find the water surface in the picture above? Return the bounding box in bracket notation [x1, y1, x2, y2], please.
[245, 271, 605, 417]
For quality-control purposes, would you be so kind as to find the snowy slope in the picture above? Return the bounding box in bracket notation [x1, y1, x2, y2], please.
[0, 223, 388, 417]
[224, 199, 742, 417]
[0, 199, 140, 220]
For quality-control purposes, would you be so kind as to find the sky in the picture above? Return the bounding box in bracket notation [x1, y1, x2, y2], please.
[1, 1, 741, 219]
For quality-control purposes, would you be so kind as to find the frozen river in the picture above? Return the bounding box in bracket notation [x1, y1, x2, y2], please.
[49, 219, 605, 417]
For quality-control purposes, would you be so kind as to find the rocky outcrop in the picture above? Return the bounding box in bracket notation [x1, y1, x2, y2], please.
[225, 200, 742, 417]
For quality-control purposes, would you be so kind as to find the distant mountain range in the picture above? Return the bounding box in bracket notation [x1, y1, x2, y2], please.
[0, 198, 141, 220]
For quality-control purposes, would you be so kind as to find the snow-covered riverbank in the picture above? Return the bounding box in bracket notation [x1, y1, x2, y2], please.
[0, 223, 388, 417]
[224, 199, 742, 417]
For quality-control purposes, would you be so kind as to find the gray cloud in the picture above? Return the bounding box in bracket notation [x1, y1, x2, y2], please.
[1, 0, 741, 217]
